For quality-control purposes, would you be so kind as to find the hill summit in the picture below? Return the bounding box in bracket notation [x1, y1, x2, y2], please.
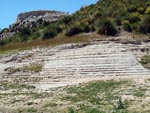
[0, 10, 67, 39]
[16, 10, 66, 23]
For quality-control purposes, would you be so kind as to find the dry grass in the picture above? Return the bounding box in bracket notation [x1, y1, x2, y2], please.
[5, 63, 43, 73]
[0, 34, 97, 54]
[0, 78, 150, 113]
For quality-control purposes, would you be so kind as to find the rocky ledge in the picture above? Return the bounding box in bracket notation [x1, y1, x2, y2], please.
[16, 10, 67, 23]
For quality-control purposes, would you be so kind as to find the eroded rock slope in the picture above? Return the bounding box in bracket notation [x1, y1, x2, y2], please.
[0, 40, 150, 90]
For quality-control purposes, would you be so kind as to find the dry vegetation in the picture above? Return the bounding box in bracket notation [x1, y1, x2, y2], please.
[0, 34, 95, 54]
[0, 78, 150, 113]
[5, 63, 43, 74]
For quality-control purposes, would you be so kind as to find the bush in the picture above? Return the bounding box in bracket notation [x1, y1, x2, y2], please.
[140, 55, 150, 65]
[116, 17, 122, 26]
[65, 23, 91, 36]
[65, 25, 84, 36]
[42, 29, 58, 40]
[145, 6, 150, 14]
[123, 25, 132, 32]
[19, 27, 31, 36]
[139, 15, 150, 34]
[137, 7, 145, 14]
[61, 16, 73, 24]
[122, 20, 132, 32]
[128, 13, 141, 23]
[121, 20, 130, 25]
[42, 22, 62, 40]
[96, 19, 118, 36]
[127, 6, 137, 12]
[0, 36, 14, 46]
[0, 38, 10, 46]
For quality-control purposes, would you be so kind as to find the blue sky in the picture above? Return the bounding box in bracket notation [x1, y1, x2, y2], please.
[0, 0, 98, 29]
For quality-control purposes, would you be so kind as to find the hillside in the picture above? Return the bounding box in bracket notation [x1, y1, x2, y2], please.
[0, 39, 150, 113]
[0, 0, 150, 48]
[0, 10, 67, 40]
[1, 0, 150, 112]
[66, 0, 150, 35]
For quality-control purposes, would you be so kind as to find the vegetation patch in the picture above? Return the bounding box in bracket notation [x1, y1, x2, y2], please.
[62, 80, 129, 112]
[19, 107, 38, 113]
[0, 79, 150, 113]
[133, 87, 146, 97]
[43, 102, 57, 108]
[0, 80, 35, 91]
[5, 63, 43, 73]
[140, 55, 150, 69]
[96, 19, 118, 36]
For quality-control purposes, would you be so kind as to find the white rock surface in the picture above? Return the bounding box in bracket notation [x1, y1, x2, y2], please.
[0, 41, 150, 90]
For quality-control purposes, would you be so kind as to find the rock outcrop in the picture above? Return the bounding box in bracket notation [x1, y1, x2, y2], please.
[0, 10, 67, 39]
[16, 10, 66, 23]
[0, 40, 150, 90]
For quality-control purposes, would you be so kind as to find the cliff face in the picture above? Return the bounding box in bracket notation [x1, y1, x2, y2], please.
[0, 10, 67, 39]
[16, 10, 66, 23]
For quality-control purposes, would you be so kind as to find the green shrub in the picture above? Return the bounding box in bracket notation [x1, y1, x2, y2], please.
[137, 7, 145, 14]
[42, 29, 58, 40]
[65, 23, 91, 36]
[0, 36, 13, 46]
[140, 55, 150, 65]
[123, 24, 132, 32]
[139, 15, 150, 34]
[127, 6, 137, 12]
[116, 17, 122, 26]
[96, 19, 118, 36]
[121, 20, 130, 25]
[61, 16, 73, 24]
[65, 25, 84, 36]
[42, 22, 62, 40]
[128, 13, 141, 23]
[16, 27, 31, 42]
[19, 27, 31, 36]
[145, 6, 150, 14]
[122, 20, 132, 32]
[31, 32, 40, 40]
[140, 55, 150, 69]
[131, 23, 139, 31]
[0, 38, 10, 46]
[68, 108, 75, 113]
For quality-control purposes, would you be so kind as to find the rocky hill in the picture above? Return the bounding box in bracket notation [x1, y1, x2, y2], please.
[0, 10, 67, 39]
[0, 1, 150, 112]
[0, 0, 150, 46]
